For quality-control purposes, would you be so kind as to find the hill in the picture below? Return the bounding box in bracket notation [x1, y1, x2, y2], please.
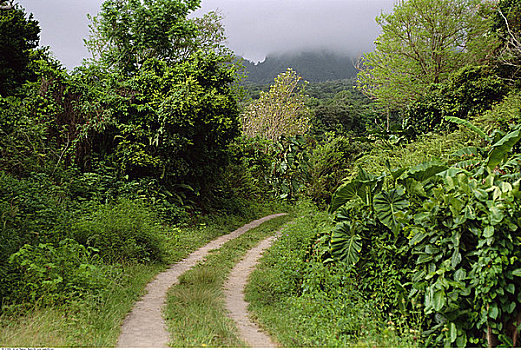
[238, 50, 359, 85]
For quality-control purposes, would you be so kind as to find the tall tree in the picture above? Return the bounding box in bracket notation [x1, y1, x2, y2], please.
[242, 68, 312, 141]
[0, 5, 40, 96]
[85, 0, 228, 74]
[356, 0, 497, 110]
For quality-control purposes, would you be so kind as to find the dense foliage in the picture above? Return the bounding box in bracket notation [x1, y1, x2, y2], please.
[0, 0, 262, 314]
[3, 0, 521, 347]
[357, 0, 497, 110]
[0, 5, 39, 96]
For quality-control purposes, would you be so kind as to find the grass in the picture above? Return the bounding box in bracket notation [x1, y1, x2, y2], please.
[0, 263, 163, 347]
[245, 210, 422, 348]
[164, 213, 293, 347]
[0, 206, 288, 347]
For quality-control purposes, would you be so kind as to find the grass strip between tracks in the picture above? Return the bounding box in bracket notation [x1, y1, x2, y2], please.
[0, 212, 282, 347]
[164, 214, 293, 348]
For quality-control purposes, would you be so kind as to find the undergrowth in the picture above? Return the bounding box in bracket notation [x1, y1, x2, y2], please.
[246, 202, 421, 347]
[0, 205, 287, 347]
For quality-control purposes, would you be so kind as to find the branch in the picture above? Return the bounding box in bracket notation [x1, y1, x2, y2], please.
[0, 0, 14, 10]
[499, 8, 521, 49]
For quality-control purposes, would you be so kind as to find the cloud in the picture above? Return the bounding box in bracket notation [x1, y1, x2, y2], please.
[21, 0, 395, 68]
[193, 0, 395, 61]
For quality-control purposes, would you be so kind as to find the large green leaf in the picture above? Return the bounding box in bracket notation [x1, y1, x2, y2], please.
[373, 185, 409, 233]
[486, 127, 521, 173]
[329, 168, 383, 213]
[329, 180, 361, 213]
[330, 222, 362, 265]
[444, 115, 491, 142]
[399, 160, 448, 183]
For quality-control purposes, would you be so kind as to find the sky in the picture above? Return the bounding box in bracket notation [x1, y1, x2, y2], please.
[21, 0, 396, 69]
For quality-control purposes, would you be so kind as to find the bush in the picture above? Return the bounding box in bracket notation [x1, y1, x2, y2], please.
[7, 239, 111, 307]
[0, 171, 77, 308]
[305, 133, 371, 207]
[72, 199, 167, 264]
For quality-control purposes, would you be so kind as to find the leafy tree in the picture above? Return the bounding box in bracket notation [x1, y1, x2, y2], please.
[242, 68, 311, 141]
[311, 90, 373, 135]
[85, 0, 228, 74]
[74, 53, 240, 194]
[0, 5, 40, 96]
[357, 0, 497, 110]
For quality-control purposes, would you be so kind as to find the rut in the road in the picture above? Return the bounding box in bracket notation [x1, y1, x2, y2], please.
[116, 213, 287, 348]
[224, 231, 282, 348]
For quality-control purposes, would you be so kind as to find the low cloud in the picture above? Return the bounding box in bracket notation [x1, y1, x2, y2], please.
[22, 0, 395, 68]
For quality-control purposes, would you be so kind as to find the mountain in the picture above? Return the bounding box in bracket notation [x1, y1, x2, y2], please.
[237, 50, 359, 85]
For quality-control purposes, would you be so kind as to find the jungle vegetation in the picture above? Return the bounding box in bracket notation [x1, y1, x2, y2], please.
[1, 0, 521, 347]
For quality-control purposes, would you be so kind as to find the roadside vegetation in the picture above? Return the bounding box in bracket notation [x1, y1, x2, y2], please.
[1, 0, 521, 347]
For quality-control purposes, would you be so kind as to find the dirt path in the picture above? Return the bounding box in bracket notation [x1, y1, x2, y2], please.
[116, 213, 287, 348]
[223, 231, 282, 348]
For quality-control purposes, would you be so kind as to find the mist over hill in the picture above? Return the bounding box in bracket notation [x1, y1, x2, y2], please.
[238, 50, 359, 85]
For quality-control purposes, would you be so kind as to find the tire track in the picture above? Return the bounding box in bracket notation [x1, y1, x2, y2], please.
[117, 213, 286, 348]
[223, 231, 282, 348]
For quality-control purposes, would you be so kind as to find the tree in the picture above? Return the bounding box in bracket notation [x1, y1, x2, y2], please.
[356, 0, 497, 110]
[0, 5, 40, 96]
[492, 0, 521, 83]
[85, 0, 228, 74]
[242, 68, 312, 141]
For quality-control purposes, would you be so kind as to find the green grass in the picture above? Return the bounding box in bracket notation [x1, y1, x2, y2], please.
[0, 208, 288, 347]
[164, 214, 293, 348]
[246, 210, 422, 348]
[0, 263, 162, 347]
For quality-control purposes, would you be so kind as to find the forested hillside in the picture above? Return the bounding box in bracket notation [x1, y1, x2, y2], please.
[238, 50, 358, 85]
[1, 0, 521, 347]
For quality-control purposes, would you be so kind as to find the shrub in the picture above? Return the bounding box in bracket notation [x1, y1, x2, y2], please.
[7, 239, 111, 307]
[72, 199, 167, 264]
[305, 133, 371, 208]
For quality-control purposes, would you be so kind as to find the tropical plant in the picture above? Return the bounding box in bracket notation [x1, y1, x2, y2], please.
[327, 122, 521, 346]
[269, 135, 311, 200]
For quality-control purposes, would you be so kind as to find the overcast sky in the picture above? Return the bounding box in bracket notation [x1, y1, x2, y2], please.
[21, 0, 396, 69]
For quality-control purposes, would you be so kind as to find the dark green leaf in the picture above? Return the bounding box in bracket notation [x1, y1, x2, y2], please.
[449, 322, 457, 343]
[433, 289, 446, 312]
[483, 225, 494, 238]
[512, 268, 521, 277]
[330, 222, 362, 265]
[329, 180, 360, 213]
[373, 185, 409, 232]
[489, 303, 499, 320]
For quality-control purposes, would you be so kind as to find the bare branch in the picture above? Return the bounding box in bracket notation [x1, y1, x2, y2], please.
[0, 0, 14, 10]
[498, 8, 521, 48]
